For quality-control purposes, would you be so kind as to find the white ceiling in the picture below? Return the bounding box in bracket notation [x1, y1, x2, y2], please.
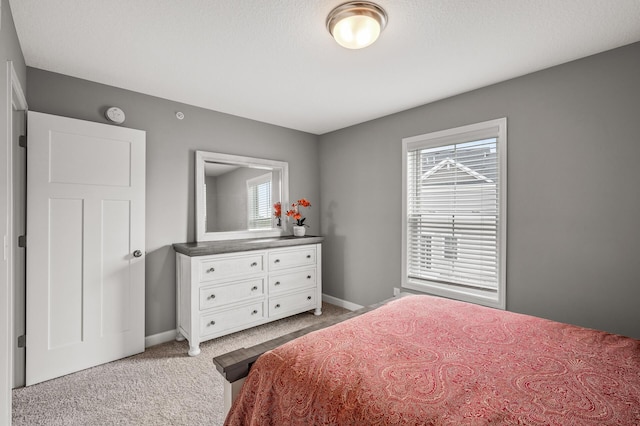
[9, 0, 640, 135]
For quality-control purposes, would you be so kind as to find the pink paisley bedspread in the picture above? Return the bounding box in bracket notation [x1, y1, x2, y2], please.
[224, 295, 640, 425]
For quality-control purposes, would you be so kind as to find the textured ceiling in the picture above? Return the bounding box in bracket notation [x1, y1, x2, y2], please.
[9, 0, 640, 135]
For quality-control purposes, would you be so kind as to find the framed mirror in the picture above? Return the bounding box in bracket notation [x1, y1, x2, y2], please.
[195, 151, 289, 241]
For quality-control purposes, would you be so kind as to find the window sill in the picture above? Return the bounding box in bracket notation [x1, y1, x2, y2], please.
[402, 279, 505, 310]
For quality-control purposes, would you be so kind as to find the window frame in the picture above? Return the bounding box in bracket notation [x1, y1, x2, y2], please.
[246, 172, 273, 230]
[401, 118, 507, 309]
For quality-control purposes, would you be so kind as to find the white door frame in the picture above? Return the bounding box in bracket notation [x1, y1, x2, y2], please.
[2, 61, 28, 426]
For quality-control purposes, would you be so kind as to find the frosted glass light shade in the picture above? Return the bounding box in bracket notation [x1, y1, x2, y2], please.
[327, 2, 387, 50]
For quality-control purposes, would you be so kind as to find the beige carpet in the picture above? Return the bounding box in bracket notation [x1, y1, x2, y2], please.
[12, 302, 349, 425]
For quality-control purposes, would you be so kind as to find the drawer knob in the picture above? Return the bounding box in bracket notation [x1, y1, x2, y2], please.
[274, 281, 281, 286]
[306, 255, 311, 259]
[209, 294, 216, 299]
[251, 286, 258, 291]
[274, 259, 280, 263]
[251, 309, 258, 315]
[209, 320, 216, 326]
[250, 262, 258, 267]
[307, 296, 312, 300]
[307, 275, 311, 279]
[275, 304, 281, 309]
[207, 267, 215, 273]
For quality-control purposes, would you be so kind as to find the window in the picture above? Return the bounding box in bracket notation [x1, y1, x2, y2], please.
[402, 118, 507, 309]
[247, 173, 273, 230]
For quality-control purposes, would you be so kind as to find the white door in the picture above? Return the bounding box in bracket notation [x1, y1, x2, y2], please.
[26, 111, 146, 386]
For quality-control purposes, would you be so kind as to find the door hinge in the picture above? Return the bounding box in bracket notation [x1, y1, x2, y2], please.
[18, 135, 26, 148]
[18, 235, 26, 248]
[17, 335, 26, 348]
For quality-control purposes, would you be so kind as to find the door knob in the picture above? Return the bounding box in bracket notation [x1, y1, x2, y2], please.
[133, 250, 143, 258]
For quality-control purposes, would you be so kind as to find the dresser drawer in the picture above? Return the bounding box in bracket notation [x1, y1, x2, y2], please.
[199, 278, 264, 310]
[269, 269, 316, 294]
[200, 301, 265, 337]
[199, 253, 264, 283]
[268, 246, 316, 271]
[269, 289, 316, 318]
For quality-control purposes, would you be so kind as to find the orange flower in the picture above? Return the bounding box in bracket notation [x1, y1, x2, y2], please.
[286, 198, 311, 227]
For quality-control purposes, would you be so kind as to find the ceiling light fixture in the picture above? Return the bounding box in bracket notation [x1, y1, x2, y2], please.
[326, 2, 388, 50]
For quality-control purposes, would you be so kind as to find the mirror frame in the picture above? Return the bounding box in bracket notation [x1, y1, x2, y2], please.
[195, 150, 289, 241]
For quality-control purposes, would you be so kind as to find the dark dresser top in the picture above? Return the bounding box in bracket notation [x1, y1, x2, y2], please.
[172, 235, 324, 257]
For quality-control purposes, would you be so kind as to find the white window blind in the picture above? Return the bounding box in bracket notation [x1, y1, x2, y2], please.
[402, 118, 507, 309]
[247, 173, 272, 230]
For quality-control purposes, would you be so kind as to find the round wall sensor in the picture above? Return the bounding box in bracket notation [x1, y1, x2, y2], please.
[176, 112, 185, 120]
[105, 107, 126, 124]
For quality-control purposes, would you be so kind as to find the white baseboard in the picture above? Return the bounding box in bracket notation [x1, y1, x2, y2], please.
[322, 293, 363, 311]
[145, 329, 178, 348]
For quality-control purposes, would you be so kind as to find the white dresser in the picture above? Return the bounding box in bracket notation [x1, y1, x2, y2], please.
[173, 237, 323, 356]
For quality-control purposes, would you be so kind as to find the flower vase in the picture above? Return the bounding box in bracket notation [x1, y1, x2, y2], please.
[293, 225, 306, 237]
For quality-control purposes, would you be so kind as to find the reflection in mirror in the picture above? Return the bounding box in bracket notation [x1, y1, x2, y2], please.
[204, 164, 282, 232]
[196, 151, 289, 241]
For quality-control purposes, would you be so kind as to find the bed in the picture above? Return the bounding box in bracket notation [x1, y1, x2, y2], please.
[222, 294, 640, 425]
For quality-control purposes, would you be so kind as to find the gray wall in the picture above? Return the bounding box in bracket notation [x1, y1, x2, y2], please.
[0, 0, 26, 116]
[24, 41, 640, 340]
[26, 68, 320, 336]
[0, 0, 27, 190]
[205, 175, 217, 231]
[319, 42, 640, 339]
